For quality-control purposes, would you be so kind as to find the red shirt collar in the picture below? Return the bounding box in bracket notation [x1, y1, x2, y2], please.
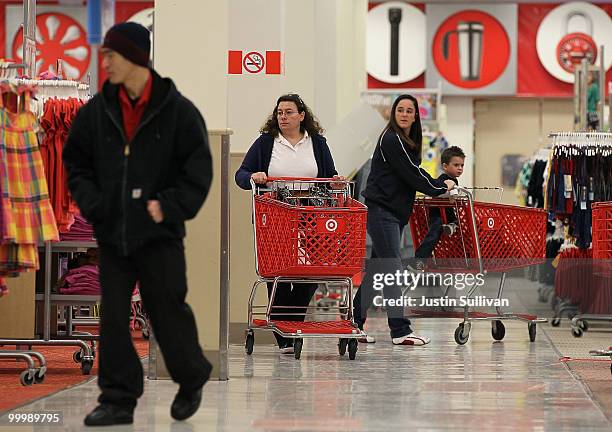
[119, 72, 153, 108]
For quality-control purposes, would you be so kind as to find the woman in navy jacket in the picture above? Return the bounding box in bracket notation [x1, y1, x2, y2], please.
[353, 94, 454, 346]
[235, 93, 344, 353]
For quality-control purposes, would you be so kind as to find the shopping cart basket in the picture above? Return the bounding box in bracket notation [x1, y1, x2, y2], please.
[246, 177, 367, 359]
[570, 201, 612, 337]
[409, 186, 548, 345]
[592, 201, 612, 260]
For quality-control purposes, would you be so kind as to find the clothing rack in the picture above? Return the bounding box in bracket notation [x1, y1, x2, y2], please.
[0, 242, 97, 375]
[0, 63, 26, 80]
[0, 83, 96, 377]
[549, 132, 612, 148]
[545, 131, 612, 337]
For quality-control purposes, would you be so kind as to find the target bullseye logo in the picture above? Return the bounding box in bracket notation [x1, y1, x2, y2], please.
[325, 219, 338, 232]
[316, 217, 345, 233]
[485, 217, 499, 230]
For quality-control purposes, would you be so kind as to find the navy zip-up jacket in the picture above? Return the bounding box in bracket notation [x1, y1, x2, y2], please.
[362, 128, 447, 222]
[235, 133, 337, 189]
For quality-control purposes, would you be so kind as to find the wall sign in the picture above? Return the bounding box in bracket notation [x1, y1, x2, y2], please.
[7, 7, 90, 80]
[228, 50, 282, 75]
[426, 3, 517, 95]
[518, 3, 612, 96]
[366, 1, 426, 84]
[432, 10, 510, 89]
[536, 1, 612, 84]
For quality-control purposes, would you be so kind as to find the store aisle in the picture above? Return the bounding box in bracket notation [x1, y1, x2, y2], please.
[8, 317, 611, 431]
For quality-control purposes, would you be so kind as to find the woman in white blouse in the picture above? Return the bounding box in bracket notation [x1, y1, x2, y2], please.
[235, 93, 344, 353]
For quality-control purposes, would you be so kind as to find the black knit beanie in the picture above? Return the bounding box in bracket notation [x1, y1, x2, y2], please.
[102, 22, 150, 67]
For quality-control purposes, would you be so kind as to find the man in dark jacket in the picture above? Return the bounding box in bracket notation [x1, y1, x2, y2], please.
[63, 22, 213, 426]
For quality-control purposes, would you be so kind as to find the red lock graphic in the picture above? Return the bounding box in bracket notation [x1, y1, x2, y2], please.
[556, 11, 598, 73]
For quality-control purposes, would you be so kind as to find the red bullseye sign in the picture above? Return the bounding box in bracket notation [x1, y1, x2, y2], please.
[12, 13, 91, 80]
[432, 10, 510, 89]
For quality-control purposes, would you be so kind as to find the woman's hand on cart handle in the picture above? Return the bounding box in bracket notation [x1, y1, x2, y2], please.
[251, 172, 268, 184]
[444, 179, 455, 191]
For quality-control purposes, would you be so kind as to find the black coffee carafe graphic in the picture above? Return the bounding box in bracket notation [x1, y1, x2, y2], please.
[388, 8, 402, 76]
[442, 21, 484, 81]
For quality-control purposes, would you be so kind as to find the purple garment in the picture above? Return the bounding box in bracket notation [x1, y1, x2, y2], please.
[59, 264, 100, 295]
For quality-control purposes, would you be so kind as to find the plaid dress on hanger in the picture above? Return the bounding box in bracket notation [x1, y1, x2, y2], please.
[0, 85, 59, 275]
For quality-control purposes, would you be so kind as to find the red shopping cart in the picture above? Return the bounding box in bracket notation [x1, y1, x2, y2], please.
[409, 187, 548, 345]
[592, 201, 612, 260]
[572, 201, 612, 352]
[246, 177, 367, 359]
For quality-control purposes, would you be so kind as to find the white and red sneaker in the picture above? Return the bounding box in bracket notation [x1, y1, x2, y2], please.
[357, 333, 376, 343]
[392, 333, 431, 346]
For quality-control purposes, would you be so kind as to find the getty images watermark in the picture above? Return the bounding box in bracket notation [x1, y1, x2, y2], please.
[371, 268, 510, 308]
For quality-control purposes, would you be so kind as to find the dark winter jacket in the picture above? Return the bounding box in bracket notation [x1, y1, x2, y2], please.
[235, 133, 337, 189]
[63, 69, 213, 255]
[362, 128, 447, 222]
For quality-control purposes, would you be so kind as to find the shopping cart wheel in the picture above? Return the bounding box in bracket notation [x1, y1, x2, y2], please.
[577, 320, 589, 332]
[572, 327, 583, 338]
[245, 332, 254, 355]
[90, 341, 97, 358]
[454, 324, 469, 345]
[551, 317, 561, 327]
[348, 339, 358, 360]
[20, 370, 34, 386]
[294, 338, 303, 360]
[528, 322, 537, 342]
[81, 359, 94, 375]
[34, 367, 46, 384]
[338, 338, 348, 356]
[491, 320, 505, 341]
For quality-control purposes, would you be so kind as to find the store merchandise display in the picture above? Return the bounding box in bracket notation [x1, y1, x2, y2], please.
[541, 133, 612, 336]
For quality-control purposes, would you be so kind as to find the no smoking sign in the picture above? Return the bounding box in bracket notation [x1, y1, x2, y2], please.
[244, 52, 264, 73]
[228, 50, 282, 75]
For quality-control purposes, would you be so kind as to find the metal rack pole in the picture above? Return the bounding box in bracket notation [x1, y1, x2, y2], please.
[44, 241, 52, 341]
[581, 59, 589, 131]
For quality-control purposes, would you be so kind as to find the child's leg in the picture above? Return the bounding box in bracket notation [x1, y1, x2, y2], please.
[414, 216, 443, 259]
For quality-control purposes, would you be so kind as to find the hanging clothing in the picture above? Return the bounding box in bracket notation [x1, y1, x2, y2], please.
[39, 98, 84, 233]
[526, 160, 547, 208]
[545, 141, 612, 249]
[0, 85, 59, 289]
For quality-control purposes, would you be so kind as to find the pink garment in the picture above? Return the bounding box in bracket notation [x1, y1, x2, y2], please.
[0, 278, 8, 297]
[59, 214, 94, 241]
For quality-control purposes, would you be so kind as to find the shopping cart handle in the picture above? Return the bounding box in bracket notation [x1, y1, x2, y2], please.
[266, 176, 346, 182]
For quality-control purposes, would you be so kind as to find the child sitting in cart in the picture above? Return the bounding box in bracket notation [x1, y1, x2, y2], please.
[413, 146, 465, 269]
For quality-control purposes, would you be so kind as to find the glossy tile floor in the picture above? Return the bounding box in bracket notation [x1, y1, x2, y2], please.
[7, 316, 612, 431]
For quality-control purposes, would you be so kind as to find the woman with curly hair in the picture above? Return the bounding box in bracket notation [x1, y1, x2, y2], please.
[235, 93, 342, 188]
[235, 93, 344, 353]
